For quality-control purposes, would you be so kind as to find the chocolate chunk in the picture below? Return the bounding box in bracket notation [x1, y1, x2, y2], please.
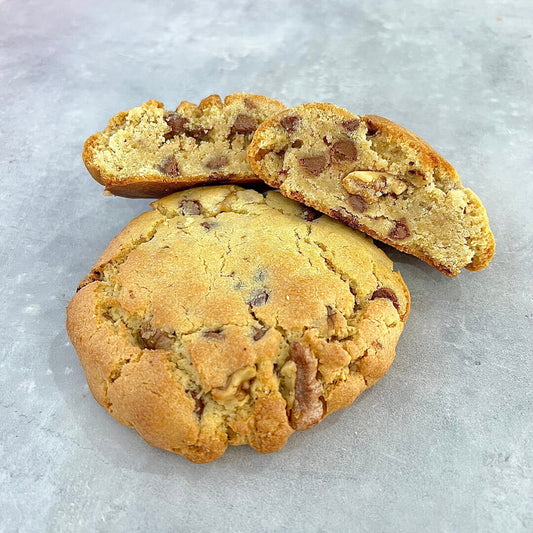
[203, 330, 224, 340]
[252, 327, 268, 341]
[330, 140, 357, 163]
[371, 287, 399, 310]
[291, 139, 303, 149]
[289, 342, 324, 431]
[165, 112, 189, 136]
[140, 324, 175, 350]
[365, 120, 379, 137]
[389, 218, 410, 240]
[205, 155, 229, 170]
[188, 390, 205, 419]
[200, 221, 217, 231]
[231, 114, 258, 135]
[342, 119, 361, 132]
[299, 155, 328, 176]
[275, 148, 287, 158]
[301, 206, 320, 221]
[280, 115, 299, 133]
[208, 172, 225, 180]
[244, 98, 256, 109]
[187, 127, 210, 140]
[180, 199, 202, 215]
[249, 290, 269, 307]
[160, 155, 180, 177]
[348, 194, 367, 213]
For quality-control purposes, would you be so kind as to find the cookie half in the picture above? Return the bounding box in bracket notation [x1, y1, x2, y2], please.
[66, 185, 410, 463]
[82, 93, 285, 198]
[248, 103, 495, 277]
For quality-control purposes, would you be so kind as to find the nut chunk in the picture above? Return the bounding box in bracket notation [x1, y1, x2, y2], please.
[289, 342, 324, 430]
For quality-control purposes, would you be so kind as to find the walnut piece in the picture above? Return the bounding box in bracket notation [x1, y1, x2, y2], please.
[342, 171, 408, 204]
[211, 366, 257, 403]
[289, 342, 324, 430]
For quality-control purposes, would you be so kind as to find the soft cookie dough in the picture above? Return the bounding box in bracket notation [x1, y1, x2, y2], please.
[83, 93, 285, 197]
[248, 103, 495, 276]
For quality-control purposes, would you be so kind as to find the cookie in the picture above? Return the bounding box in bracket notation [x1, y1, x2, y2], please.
[66, 185, 410, 463]
[82, 93, 285, 198]
[248, 103, 495, 276]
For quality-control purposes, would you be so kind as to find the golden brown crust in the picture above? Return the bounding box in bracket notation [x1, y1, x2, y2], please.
[82, 94, 285, 198]
[248, 103, 495, 277]
[67, 185, 410, 463]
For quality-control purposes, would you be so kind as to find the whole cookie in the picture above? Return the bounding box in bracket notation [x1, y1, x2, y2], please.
[66, 186, 410, 463]
[83, 93, 285, 198]
[248, 103, 495, 277]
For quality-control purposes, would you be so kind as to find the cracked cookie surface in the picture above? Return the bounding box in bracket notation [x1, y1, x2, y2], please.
[83, 93, 285, 198]
[66, 185, 409, 463]
[248, 103, 495, 276]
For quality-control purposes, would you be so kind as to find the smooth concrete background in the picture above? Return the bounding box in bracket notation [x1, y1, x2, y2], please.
[1, 1, 532, 531]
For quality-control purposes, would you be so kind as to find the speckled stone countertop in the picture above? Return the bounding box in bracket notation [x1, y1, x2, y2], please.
[1, 1, 532, 531]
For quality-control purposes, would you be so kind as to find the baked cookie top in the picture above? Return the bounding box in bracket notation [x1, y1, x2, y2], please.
[82, 93, 285, 198]
[66, 185, 409, 463]
[248, 103, 495, 276]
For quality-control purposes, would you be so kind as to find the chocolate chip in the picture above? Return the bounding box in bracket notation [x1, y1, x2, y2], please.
[322, 136, 332, 146]
[280, 115, 299, 133]
[231, 114, 258, 135]
[365, 120, 379, 137]
[249, 290, 269, 307]
[188, 390, 205, 419]
[389, 218, 410, 240]
[200, 221, 217, 231]
[275, 148, 287, 158]
[140, 324, 175, 350]
[205, 155, 228, 170]
[291, 139, 303, 149]
[252, 327, 268, 341]
[330, 140, 357, 163]
[165, 112, 189, 136]
[203, 330, 224, 340]
[371, 288, 399, 310]
[342, 119, 361, 132]
[299, 155, 328, 176]
[301, 206, 320, 221]
[348, 194, 367, 213]
[180, 199, 202, 215]
[160, 155, 180, 177]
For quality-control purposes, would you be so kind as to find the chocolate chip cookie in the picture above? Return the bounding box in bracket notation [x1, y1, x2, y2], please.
[82, 93, 285, 198]
[66, 185, 410, 463]
[248, 103, 495, 276]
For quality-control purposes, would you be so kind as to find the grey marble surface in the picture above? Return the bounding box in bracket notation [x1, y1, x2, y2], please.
[1, 0, 532, 531]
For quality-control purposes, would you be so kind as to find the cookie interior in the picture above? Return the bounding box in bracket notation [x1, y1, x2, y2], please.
[67, 186, 409, 463]
[83, 93, 286, 197]
[248, 103, 495, 276]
